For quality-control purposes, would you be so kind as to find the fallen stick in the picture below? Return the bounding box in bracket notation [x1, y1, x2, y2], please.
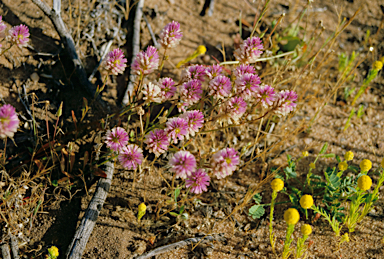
[134, 235, 221, 259]
[30, 0, 106, 108]
[10, 234, 19, 259]
[122, 0, 145, 106]
[65, 161, 115, 259]
[1, 243, 11, 259]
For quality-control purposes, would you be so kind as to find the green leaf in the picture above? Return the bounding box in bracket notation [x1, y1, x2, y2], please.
[336, 155, 341, 163]
[281, 36, 301, 52]
[319, 143, 328, 154]
[322, 153, 335, 158]
[174, 188, 181, 203]
[179, 205, 185, 214]
[248, 205, 266, 219]
[252, 193, 262, 204]
[169, 212, 179, 217]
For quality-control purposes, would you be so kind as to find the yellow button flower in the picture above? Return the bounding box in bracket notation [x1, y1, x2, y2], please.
[360, 159, 372, 172]
[284, 208, 300, 225]
[301, 224, 312, 236]
[302, 151, 309, 157]
[48, 246, 59, 258]
[357, 175, 372, 191]
[344, 151, 354, 161]
[300, 195, 314, 209]
[373, 60, 383, 71]
[338, 161, 348, 171]
[137, 202, 147, 221]
[309, 163, 316, 169]
[271, 178, 284, 192]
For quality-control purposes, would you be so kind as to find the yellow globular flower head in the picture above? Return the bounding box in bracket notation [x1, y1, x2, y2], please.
[344, 151, 354, 161]
[341, 233, 350, 243]
[196, 45, 207, 55]
[302, 151, 309, 157]
[338, 161, 348, 171]
[301, 224, 312, 236]
[357, 175, 372, 191]
[373, 60, 383, 71]
[271, 178, 284, 192]
[309, 163, 316, 169]
[300, 195, 314, 209]
[137, 203, 147, 221]
[360, 159, 372, 172]
[48, 246, 59, 258]
[284, 208, 300, 225]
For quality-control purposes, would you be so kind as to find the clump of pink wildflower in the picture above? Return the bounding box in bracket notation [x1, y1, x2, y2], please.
[165, 117, 189, 144]
[169, 151, 196, 179]
[179, 79, 203, 109]
[144, 129, 170, 157]
[211, 148, 240, 179]
[186, 169, 210, 194]
[8, 24, 29, 47]
[118, 144, 144, 170]
[206, 64, 223, 79]
[181, 65, 207, 82]
[103, 48, 127, 75]
[180, 110, 204, 137]
[131, 46, 159, 76]
[0, 104, 19, 138]
[142, 82, 162, 104]
[274, 90, 298, 116]
[255, 85, 276, 108]
[233, 64, 256, 78]
[157, 77, 176, 101]
[234, 73, 261, 100]
[159, 21, 183, 49]
[208, 75, 232, 99]
[105, 127, 129, 152]
[221, 97, 247, 124]
[0, 16, 6, 38]
[234, 36, 263, 64]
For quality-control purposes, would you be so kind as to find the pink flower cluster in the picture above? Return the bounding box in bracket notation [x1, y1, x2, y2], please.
[104, 127, 143, 170]
[159, 21, 183, 49]
[8, 24, 30, 47]
[168, 150, 210, 194]
[104, 48, 127, 75]
[0, 104, 19, 138]
[178, 79, 203, 111]
[221, 97, 247, 124]
[142, 82, 162, 104]
[211, 148, 240, 179]
[157, 77, 176, 102]
[132, 46, 159, 76]
[234, 36, 263, 64]
[274, 90, 298, 116]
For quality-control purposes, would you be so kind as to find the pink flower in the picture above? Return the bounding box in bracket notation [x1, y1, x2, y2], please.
[233, 64, 256, 78]
[234, 36, 263, 64]
[181, 65, 207, 82]
[144, 129, 170, 157]
[103, 48, 127, 75]
[165, 117, 189, 144]
[159, 21, 183, 49]
[274, 90, 297, 116]
[0, 16, 6, 38]
[131, 46, 159, 76]
[105, 127, 129, 152]
[0, 104, 19, 138]
[180, 110, 204, 137]
[208, 75, 232, 99]
[169, 151, 196, 179]
[8, 24, 30, 47]
[179, 79, 203, 108]
[255, 85, 276, 108]
[118, 144, 144, 170]
[158, 77, 176, 101]
[206, 64, 223, 79]
[211, 148, 240, 179]
[186, 169, 210, 194]
[142, 82, 162, 103]
[234, 73, 261, 100]
[222, 97, 247, 123]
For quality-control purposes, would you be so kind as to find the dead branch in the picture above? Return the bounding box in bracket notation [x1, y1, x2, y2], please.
[65, 161, 115, 259]
[10, 234, 19, 259]
[1, 243, 11, 259]
[122, 0, 145, 106]
[134, 235, 223, 259]
[30, 0, 106, 108]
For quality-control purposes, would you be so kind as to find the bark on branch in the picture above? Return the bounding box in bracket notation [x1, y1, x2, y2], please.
[65, 161, 115, 259]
